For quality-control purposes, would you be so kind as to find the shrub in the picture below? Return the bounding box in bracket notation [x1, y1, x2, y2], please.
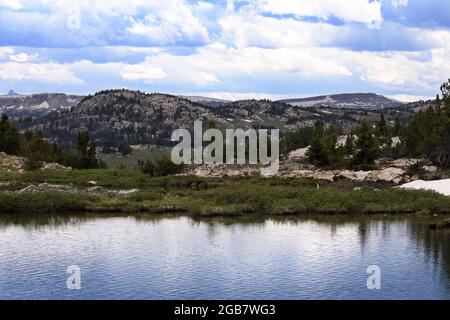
[141, 155, 184, 177]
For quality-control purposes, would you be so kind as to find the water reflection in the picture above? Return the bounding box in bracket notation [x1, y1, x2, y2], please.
[0, 213, 449, 299]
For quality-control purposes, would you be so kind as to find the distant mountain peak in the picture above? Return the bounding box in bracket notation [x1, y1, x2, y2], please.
[7, 90, 18, 96]
[280, 92, 403, 110]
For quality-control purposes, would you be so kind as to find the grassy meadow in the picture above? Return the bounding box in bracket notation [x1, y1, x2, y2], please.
[1, 169, 450, 216]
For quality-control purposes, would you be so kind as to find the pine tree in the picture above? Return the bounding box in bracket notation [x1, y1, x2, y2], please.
[0, 114, 21, 155]
[76, 131, 98, 169]
[345, 133, 354, 156]
[393, 116, 401, 136]
[353, 120, 378, 167]
[403, 80, 450, 167]
[306, 121, 340, 167]
[376, 113, 389, 144]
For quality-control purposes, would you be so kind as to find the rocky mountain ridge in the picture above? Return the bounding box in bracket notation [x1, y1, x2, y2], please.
[14, 89, 415, 147]
[281, 93, 403, 110]
[0, 92, 84, 118]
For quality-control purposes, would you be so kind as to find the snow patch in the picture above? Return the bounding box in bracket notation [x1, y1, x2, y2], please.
[289, 96, 336, 107]
[399, 179, 450, 196]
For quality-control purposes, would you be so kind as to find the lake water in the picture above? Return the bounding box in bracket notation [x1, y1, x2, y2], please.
[0, 214, 449, 300]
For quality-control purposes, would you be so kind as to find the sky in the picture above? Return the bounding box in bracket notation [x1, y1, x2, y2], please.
[0, 0, 449, 101]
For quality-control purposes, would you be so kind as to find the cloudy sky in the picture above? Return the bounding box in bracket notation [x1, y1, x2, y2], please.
[0, 0, 449, 101]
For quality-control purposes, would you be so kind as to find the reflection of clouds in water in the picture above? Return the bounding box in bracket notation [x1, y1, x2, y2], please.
[0, 214, 449, 298]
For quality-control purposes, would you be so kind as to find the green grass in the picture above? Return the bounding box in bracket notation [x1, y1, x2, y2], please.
[0, 191, 91, 213]
[99, 148, 169, 169]
[1, 170, 450, 215]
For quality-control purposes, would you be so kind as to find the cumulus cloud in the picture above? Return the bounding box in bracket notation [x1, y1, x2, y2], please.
[9, 52, 39, 62]
[121, 64, 168, 82]
[196, 1, 214, 10]
[390, 0, 409, 9]
[1, 0, 450, 99]
[0, 61, 83, 84]
[219, 13, 341, 48]
[116, 43, 352, 89]
[126, 3, 209, 45]
[0, 0, 22, 10]
[255, 0, 383, 28]
[0, 0, 209, 47]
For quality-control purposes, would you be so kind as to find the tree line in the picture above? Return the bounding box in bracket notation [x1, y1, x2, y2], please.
[282, 80, 450, 169]
[1, 80, 449, 171]
[0, 114, 99, 170]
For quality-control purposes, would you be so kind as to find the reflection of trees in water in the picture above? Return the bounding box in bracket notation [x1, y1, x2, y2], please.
[2, 213, 449, 293]
[408, 220, 450, 289]
[0, 213, 92, 231]
[198, 214, 450, 292]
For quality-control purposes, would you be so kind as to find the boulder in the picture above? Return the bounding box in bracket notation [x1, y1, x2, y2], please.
[422, 165, 438, 173]
[87, 186, 139, 197]
[288, 147, 310, 160]
[335, 170, 370, 181]
[368, 168, 405, 183]
[312, 171, 335, 182]
[18, 183, 71, 193]
[391, 136, 401, 147]
[40, 163, 72, 171]
[87, 186, 106, 193]
[0, 152, 26, 171]
[375, 158, 424, 170]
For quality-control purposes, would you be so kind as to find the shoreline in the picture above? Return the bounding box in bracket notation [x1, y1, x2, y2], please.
[1, 169, 450, 217]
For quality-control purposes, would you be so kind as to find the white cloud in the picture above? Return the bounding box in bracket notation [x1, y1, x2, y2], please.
[255, 0, 383, 28]
[390, 0, 408, 9]
[2, 0, 210, 47]
[117, 43, 352, 87]
[9, 52, 38, 63]
[184, 91, 306, 101]
[121, 64, 167, 82]
[387, 94, 433, 102]
[220, 13, 342, 48]
[0, 0, 23, 10]
[0, 61, 83, 84]
[0, 47, 15, 60]
[125, 1, 209, 45]
[196, 1, 214, 10]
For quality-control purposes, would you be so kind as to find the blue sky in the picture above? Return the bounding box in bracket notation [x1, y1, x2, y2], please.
[0, 0, 449, 101]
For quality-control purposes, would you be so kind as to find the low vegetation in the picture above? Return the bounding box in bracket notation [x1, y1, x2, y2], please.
[0, 170, 449, 215]
[0, 116, 100, 170]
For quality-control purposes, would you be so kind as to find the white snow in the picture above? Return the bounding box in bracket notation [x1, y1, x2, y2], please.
[399, 179, 450, 196]
[289, 96, 336, 107]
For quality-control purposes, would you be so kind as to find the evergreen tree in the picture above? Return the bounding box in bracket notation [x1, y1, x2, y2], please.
[307, 121, 340, 167]
[352, 120, 378, 167]
[0, 114, 21, 155]
[376, 113, 389, 144]
[403, 80, 450, 167]
[75, 131, 98, 169]
[344, 133, 354, 156]
[393, 116, 401, 136]
[21, 129, 60, 170]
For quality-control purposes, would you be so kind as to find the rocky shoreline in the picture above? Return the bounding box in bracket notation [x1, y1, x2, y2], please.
[183, 158, 439, 184]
